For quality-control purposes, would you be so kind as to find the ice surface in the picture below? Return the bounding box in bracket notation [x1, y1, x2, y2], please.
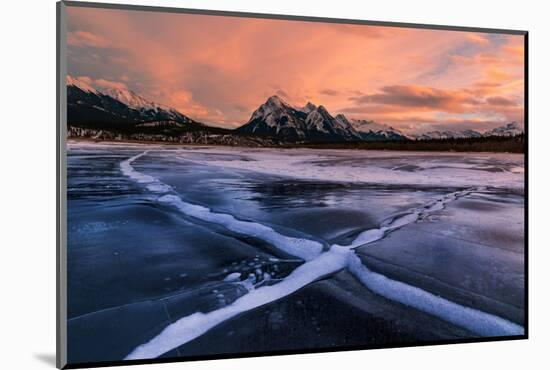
[223, 273, 241, 282]
[127, 232, 524, 359]
[76, 143, 524, 361]
[347, 254, 523, 337]
[174, 147, 524, 189]
[125, 246, 352, 360]
[121, 151, 323, 261]
[123, 179, 523, 359]
[355, 190, 525, 322]
[338, 187, 484, 249]
[157, 194, 323, 261]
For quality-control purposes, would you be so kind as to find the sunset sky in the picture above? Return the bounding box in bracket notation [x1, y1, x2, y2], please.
[67, 6, 525, 134]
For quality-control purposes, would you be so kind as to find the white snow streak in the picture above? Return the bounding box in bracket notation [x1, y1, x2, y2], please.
[347, 254, 523, 337]
[125, 246, 352, 360]
[339, 187, 483, 249]
[120, 152, 323, 261]
[156, 194, 323, 261]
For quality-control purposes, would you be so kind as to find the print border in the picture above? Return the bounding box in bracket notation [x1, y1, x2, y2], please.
[56, 1, 528, 368]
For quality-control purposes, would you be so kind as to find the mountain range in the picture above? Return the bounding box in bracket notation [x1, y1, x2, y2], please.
[66, 76, 524, 145]
[415, 129, 482, 140]
[483, 122, 524, 137]
[236, 95, 408, 142]
[414, 123, 523, 140]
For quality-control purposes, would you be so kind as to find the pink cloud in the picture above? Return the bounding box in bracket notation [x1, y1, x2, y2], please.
[466, 33, 490, 46]
[67, 30, 111, 48]
[486, 96, 519, 106]
[167, 90, 212, 120]
[93, 78, 128, 90]
[66, 7, 525, 130]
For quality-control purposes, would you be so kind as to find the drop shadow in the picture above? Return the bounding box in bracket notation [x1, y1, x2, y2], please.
[34, 353, 56, 367]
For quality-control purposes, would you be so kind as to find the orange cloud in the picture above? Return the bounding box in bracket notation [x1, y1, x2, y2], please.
[67, 30, 111, 48]
[486, 67, 514, 81]
[66, 6, 525, 132]
[486, 96, 519, 106]
[466, 33, 490, 46]
[167, 90, 211, 120]
[349, 85, 481, 113]
[94, 78, 128, 90]
[75, 75, 93, 85]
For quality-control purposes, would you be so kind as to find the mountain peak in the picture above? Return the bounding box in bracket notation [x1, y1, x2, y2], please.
[333, 113, 356, 131]
[265, 95, 288, 107]
[351, 118, 390, 132]
[301, 102, 317, 113]
[240, 95, 364, 141]
[483, 122, 523, 137]
[335, 113, 347, 120]
[66, 75, 98, 94]
[315, 105, 329, 114]
[102, 86, 159, 111]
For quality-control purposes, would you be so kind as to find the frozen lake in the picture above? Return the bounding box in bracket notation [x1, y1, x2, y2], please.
[66, 142, 525, 364]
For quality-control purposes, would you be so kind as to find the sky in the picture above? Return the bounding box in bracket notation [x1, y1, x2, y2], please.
[67, 6, 525, 134]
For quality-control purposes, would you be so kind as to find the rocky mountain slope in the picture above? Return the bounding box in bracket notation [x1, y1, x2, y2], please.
[237, 95, 408, 142]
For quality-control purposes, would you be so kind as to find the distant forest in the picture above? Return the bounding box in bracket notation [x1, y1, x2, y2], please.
[294, 134, 525, 153]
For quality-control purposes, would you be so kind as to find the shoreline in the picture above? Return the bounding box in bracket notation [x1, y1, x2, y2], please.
[66, 137, 525, 155]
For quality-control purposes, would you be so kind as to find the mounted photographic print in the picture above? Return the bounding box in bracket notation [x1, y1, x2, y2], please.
[56, 1, 527, 368]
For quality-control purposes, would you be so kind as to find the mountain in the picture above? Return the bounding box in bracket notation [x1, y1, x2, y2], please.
[483, 122, 524, 137]
[66, 75, 98, 94]
[461, 129, 483, 138]
[236, 96, 362, 142]
[416, 129, 482, 140]
[300, 102, 318, 114]
[237, 95, 309, 139]
[349, 119, 409, 141]
[67, 79, 523, 148]
[66, 75, 201, 129]
[334, 114, 362, 139]
[415, 123, 523, 140]
[101, 86, 159, 111]
[304, 105, 362, 141]
[100, 86, 195, 124]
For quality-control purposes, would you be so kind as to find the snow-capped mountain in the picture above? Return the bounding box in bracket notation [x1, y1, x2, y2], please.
[66, 75, 98, 94]
[101, 86, 160, 111]
[334, 114, 362, 137]
[237, 96, 362, 142]
[416, 123, 523, 140]
[461, 129, 483, 138]
[239, 95, 309, 139]
[236, 96, 414, 142]
[105, 86, 195, 124]
[66, 75, 200, 128]
[304, 104, 362, 140]
[67, 77, 523, 146]
[416, 131, 455, 140]
[349, 119, 391, 133]
[300, 102, 318, 114]
[416, 129, 482, 140]
[349, 119, 409, 141]
[483, 122, 524, 137]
